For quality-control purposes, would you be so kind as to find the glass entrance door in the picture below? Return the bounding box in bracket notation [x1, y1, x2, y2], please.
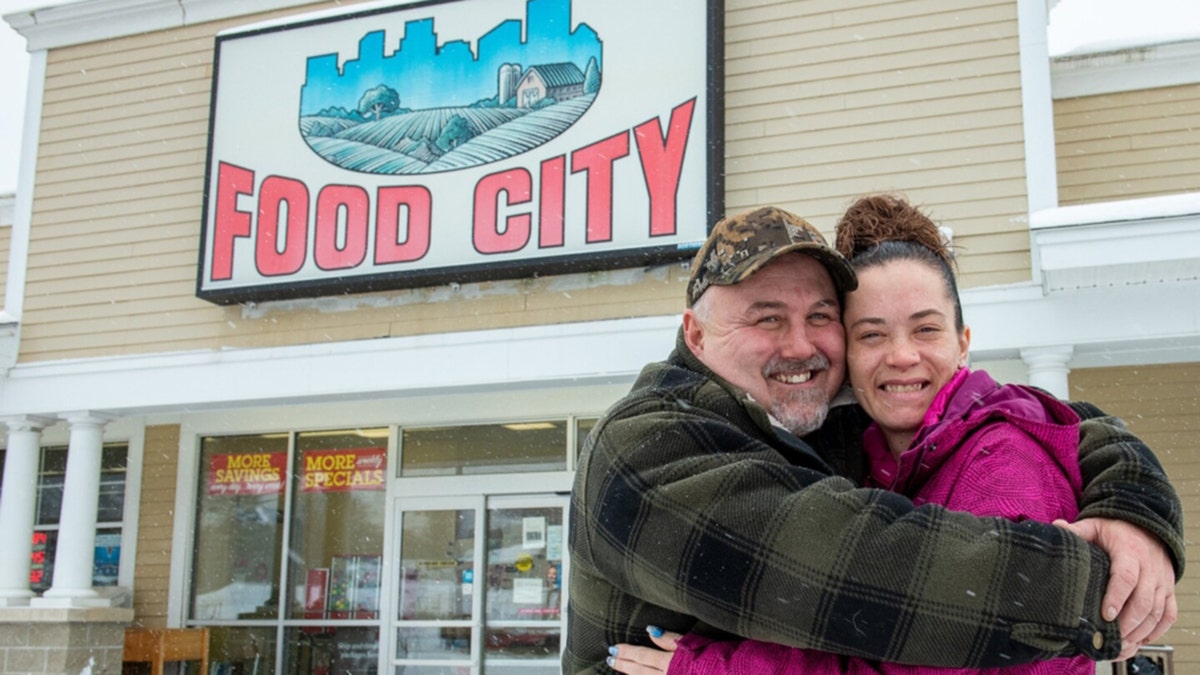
[391, 494, 567, 675]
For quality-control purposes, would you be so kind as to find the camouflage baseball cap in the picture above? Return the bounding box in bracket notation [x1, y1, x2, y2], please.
[686, 206, 857, 307]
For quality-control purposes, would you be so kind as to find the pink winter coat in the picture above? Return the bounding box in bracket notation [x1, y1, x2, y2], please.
[667, 368, 1090, 675]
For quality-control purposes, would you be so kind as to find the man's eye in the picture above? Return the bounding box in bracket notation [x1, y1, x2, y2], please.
[809, 313, 832, 325]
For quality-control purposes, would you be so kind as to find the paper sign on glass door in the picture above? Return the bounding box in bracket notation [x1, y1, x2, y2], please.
[523, 516, 546, 549]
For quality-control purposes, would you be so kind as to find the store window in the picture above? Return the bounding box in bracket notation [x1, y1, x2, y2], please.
[400, 421, 568, 476]
[192, 433, 289, 623]
[189, 417, 589, 674]
[191, 429, 387, 675]
[575, 417, 596, 461]
[284, 429, 388, 673]
[0, 443, 128, 592]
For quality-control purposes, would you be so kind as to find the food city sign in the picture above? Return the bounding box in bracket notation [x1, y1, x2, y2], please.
[197, 0, 723, 304]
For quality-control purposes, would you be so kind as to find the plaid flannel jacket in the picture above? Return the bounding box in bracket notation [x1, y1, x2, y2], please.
[564, 330, 1183, 674]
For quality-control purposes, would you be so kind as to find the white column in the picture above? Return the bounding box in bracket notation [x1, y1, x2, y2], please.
[1020, 345, 1074, 399]
[0, 416, 54, 606]
[35, 412, 114, 606]
[1017, 0, 1059, 214]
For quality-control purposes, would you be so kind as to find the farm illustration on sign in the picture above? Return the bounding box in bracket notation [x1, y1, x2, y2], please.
[299, 0, 603, 175]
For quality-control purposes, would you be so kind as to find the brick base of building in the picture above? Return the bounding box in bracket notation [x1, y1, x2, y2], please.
[0, 607, 133, 675]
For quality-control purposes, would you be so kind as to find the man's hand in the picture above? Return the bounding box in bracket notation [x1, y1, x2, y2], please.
[1053, 518, 1178, 659]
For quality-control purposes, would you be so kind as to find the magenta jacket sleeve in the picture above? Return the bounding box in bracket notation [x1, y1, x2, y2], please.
[669, 633, 856, 675]
[668, 632, 1091, 675]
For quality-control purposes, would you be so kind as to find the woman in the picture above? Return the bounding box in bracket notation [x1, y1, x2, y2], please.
[607, 194, 1092, 675]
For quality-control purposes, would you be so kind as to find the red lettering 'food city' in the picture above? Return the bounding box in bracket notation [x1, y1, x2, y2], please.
[207, 99, 695, 283]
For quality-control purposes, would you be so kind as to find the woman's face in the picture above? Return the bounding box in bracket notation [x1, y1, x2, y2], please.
[844, 259, 970, 454]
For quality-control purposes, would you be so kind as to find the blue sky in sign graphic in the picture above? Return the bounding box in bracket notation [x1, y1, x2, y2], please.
[300, 0, 602, 115]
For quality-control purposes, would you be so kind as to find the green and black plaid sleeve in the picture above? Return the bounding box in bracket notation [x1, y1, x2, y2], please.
[1067, 401, 1185, 577]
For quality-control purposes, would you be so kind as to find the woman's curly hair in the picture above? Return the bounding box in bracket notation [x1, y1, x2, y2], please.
[834, 193, 954, 270]
[835, 193, 963, 331]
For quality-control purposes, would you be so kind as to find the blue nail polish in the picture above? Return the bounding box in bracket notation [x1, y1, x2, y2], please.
[609, 645, 618, 656]
[606, 655, 616, 667]
[647, 625, 664, 638]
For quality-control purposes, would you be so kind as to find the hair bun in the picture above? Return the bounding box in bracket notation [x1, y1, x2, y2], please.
[835, 194, 953, 267]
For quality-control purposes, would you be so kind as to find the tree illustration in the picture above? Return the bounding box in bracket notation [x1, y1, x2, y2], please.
[584, 57, 601, 94]
[358, 85, 400, 121]
[436, 115, 476, 151]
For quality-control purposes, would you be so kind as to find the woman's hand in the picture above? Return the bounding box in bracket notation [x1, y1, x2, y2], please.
[608, 627, 683, 674]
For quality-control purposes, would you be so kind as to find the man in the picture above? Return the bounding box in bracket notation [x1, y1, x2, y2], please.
[565, 206, 1182, 673]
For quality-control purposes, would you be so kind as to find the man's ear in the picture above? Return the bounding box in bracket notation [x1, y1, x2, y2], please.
[682, 309, 705, 358]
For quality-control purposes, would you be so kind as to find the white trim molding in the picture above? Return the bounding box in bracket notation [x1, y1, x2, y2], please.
[0, 315, 681, 419]
[1031, 192, 1200, 292]
[1052, 40, 1200, 99]
[3, 0, 409, 51]
[964, 279, 1200, 369]
[961, 192, 1200, 369]
[1017, 0, 1059, 213]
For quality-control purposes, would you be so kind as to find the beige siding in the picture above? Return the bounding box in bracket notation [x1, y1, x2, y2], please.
[1055, 84, 1200, 205]
[725, 0, 1032, 289]
[130, 424, 182, 629]
[22, 0, 1031, 363]
[1071, 363, 1200, 671]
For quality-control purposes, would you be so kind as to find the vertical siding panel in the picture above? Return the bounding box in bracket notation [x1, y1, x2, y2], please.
[131, 423, 182, 629]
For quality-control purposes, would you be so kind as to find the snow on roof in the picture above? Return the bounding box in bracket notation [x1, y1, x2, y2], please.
[1031, 192, 1200, 229]
[1053, 33, 1200, 58]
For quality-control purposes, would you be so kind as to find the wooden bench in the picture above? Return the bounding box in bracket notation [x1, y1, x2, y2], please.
[123, 628, 210, 675]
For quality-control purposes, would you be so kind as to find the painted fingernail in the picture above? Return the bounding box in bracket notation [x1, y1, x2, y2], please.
[647, 625, 664, 638]
[609, 645, 619, 656]
[606, 656, 616, 668]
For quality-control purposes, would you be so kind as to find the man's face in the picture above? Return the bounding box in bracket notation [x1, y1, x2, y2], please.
[683, 253, 846, 435]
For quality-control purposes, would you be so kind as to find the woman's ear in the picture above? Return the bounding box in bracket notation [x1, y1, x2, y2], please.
[958, 325, 972, 366]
